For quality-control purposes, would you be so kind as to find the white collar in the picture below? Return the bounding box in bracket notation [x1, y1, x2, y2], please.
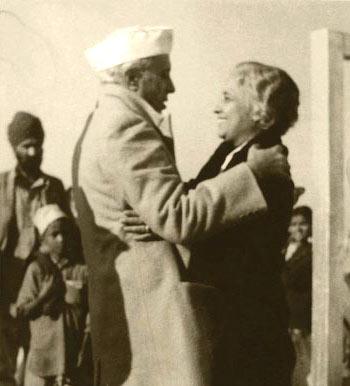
[220, 141, 249, 171]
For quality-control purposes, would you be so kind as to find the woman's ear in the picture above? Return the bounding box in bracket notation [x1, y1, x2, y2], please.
[251, 104, 275, 130]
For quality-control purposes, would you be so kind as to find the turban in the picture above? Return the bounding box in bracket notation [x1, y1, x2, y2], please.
[33, 204, 67, 236]
[7, 111, 44, 147]
[85, 25, 173, 72]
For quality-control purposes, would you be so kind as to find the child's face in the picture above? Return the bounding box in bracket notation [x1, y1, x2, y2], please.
[214, 76, 259, 146]
[41, 218, 70, 259]
[288, 214, 311, 242]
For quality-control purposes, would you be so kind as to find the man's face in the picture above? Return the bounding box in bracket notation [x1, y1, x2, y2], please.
[288, 214, 311, 243]
[138, 55, 175, 113]
[14, 137, 43, 172]
[214, 77, 258, 146]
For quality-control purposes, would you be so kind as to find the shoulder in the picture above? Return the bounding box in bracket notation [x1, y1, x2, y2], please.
[98, 95, 146, 133]
[42, 174, 65, 193]
[43, 174, 64, 186]
[25, 259, 42, 278]
[298, 242, 312, 258]
[32, 252, 55, 276]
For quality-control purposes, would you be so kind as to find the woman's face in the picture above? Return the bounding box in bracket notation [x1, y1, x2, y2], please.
[288, 214, 311, 243]
[214, 77, 259, 146]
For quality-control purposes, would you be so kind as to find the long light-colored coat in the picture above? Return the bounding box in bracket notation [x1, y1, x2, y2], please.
[72, 84, 267, 386]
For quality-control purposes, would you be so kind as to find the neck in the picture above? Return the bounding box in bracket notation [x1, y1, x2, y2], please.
[17, 165, 40, 182]
[231, 132, 258, 148]
[50, 253, 66, 267]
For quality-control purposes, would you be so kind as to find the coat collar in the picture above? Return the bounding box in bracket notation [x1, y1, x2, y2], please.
[223, 132, 283, 171]
[100, 82, 164, 128]
[15, 167, 47, 189]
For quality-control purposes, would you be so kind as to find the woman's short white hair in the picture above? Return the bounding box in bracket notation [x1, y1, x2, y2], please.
[233, 62, 300, 136]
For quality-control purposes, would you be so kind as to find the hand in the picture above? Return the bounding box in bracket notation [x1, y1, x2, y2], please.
[9, 303, 18, 318]
[247, 144, 290, 181]
[121, 210, 160, 241]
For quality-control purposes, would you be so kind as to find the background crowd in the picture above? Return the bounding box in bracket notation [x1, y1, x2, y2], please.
[0, 112, 92, 386]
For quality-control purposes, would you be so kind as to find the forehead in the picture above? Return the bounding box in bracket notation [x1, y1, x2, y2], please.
[291, 214, 308, 222]
[222, 75, 247, 97]
[43, 218, 68, 235]
[148, 54, 171, 72]
[16, 138, 42, 147]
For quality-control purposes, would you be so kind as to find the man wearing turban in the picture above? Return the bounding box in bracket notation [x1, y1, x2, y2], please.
[0, 111, 70, 386]
[73, 26, 292, 385]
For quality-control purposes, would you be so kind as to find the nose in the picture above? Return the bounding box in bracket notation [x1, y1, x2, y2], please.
[214, 103, 222, 115]
[56, 234, 64, 244]
[27, 146, 37, 157]
[167, 77, 175, 94]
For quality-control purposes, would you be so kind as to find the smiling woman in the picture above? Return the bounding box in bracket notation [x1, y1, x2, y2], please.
[214, 62, 299, 149]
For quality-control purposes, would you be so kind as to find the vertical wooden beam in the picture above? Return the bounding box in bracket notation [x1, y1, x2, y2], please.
[311, 29, 345, 386]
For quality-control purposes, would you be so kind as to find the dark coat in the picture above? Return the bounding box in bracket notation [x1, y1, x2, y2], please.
[187, 134, 295, 386]
[282, 241, 312, 332]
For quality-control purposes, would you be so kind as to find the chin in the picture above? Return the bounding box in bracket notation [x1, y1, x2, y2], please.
[22, 162, 41, 173]
[159, 102, 167, 112]
[217, 130, 226, 139]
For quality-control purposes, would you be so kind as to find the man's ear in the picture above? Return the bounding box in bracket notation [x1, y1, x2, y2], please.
[125, 69, 143, 92]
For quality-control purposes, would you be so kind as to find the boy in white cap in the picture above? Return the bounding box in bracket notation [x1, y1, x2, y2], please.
[73, 26, 292, 385]
[12, 204, 88, 386]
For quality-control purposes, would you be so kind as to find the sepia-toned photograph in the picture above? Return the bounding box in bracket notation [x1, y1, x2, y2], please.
[1, 1, 350, 385]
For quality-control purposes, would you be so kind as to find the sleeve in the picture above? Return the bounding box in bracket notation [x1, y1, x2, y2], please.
[16, 263, 43, 319]
[99, 107, 267, 245]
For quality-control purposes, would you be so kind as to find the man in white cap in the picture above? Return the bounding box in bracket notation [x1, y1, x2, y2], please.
[73, 26, 291, 386]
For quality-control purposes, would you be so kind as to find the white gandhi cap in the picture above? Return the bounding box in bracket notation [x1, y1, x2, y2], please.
[33, 204, 68, 236]
[85, 25, 173, 72]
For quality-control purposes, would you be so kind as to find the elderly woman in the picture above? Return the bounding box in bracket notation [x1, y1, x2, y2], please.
[123, 61, 300, 386]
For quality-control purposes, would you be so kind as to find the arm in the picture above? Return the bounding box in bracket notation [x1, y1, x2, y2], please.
[100, 107, 267, 245]
[15, 263, 45, 320]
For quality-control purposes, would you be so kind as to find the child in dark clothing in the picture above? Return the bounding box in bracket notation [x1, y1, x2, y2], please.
[12, 204, 88, 386]
[282, 206, 312, 386]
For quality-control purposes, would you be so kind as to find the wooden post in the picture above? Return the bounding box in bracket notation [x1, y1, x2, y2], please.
[311, 29, 350, 386]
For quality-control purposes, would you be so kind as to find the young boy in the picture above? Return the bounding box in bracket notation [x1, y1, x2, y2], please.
[12, 204, 88, 386]
[282, 206, 312, 386]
